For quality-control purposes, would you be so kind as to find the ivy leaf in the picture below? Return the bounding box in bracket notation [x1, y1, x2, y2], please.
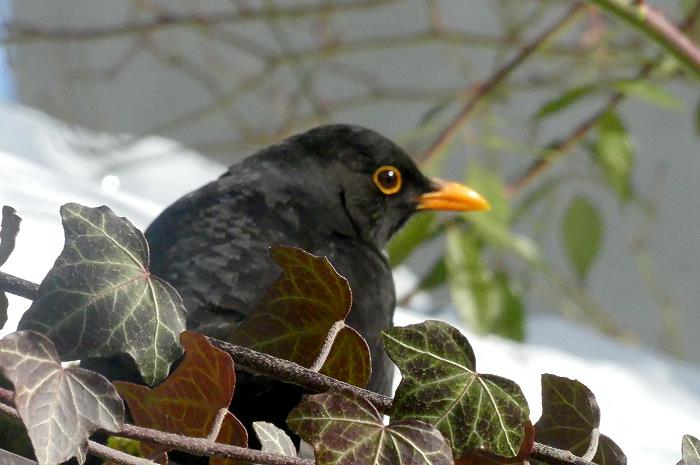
[560, 196, 603, 282]
[230, 246, 370, 388]
[594, 111, 635, 202]
[0, 293, 7, 332]
[253, 422, 297, 458]
[115, 331, 247, 465]
[455, 422, 535, 465]
[681, 435, 700, 465]
[387, 213, 438, 267]
[593, 434, 627, 465]
[0, 331, 124, 465]
[534, 375, 600, 461]
[0, 206, 21, 267]
[18, 203, 186, 385]
[0, 206, 21, 330]
[287, 391, 453, 465]
[318, 325, 371, 389]
[534, 85, 597, 120]
[0, 449, 38, 465]
[383, 320, 529, 458]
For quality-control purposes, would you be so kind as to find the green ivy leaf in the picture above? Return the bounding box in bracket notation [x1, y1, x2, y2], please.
[0, 293, 6, 331]
[383, 320, 529, 458]
[0, 206, 21, 267]
[287, 390, 453, 465]
[614, 80, 683, 110]
[253, 422, 297, 458]
[594, 111, 635, 202]
[0, 331, 124, 465]
[560, 196, 603, 281]
[534, 85, 597, 120]
[681, 435, 700, 465]
[679, 434, 700, 465]
[387, 212, 438, 267]
[17, 203, 186, 385]
[593, 434, 627, 465]
[535, 375, 600, 460]
[0, 206, 21, 329]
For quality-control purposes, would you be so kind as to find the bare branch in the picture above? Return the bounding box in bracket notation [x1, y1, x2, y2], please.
[419, 2, 588, 165]
[587, 0, 700, 79]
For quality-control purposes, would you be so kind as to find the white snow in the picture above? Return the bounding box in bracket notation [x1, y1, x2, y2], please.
[0, 103, 696, 464]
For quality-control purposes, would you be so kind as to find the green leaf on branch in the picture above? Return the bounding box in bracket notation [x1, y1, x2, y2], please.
[383, 320, 530, 458]
[17, 203, 186, 385]
[681, 435, 700, 465]
[560, 196, 603, 281]
[534, 85, 596, 120]
[534, 375, 600, 460]
[388, 212, 438, 267]
[594, 110, 635, 202]
[253, 422, 297, 458]
[115, 331, 247, 465]
[287, 390, 453, 465]
[614, 80, 683, 110]
[0, 331, 124, 465]
[445, 227, 525, 340]
[230, 246, 371, 388]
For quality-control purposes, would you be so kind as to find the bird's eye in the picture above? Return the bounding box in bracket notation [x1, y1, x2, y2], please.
[372, 165, 402, 195]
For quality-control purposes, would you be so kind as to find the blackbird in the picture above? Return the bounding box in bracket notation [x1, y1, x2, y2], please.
[104, 124, 489, 440]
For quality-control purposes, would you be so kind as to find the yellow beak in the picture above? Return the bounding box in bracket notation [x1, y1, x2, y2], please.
[417, 178, 491, 212]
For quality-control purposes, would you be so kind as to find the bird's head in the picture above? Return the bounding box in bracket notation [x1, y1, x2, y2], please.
[290, 125, 491, 247]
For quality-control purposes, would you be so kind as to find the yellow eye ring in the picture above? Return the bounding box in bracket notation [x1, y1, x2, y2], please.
[372, 165, 402, 195]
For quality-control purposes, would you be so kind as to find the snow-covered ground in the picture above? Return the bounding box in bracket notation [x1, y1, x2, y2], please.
[0, 103, 697, 464]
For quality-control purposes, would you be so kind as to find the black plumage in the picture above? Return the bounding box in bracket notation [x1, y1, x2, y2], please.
[92, 124, 489, 441]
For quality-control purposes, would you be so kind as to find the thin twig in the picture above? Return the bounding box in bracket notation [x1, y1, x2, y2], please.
[587, 0, 700, 79]
[419, 2, 588, 165]
[505, 0, 700, 195]
[0, 390, 312, 465]
[2, 0, 400, 42]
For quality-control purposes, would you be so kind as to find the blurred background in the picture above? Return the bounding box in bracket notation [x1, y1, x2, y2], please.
[1, 1, 699, 371]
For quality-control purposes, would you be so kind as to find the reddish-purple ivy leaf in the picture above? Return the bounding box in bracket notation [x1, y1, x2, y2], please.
[230, 246, 371, 387]
[287, 391, 453, 465]
[383, 320, 529, 458]
[18, 203, 186, 385]
[115, 331, 247, 465]
[0, 331, 124, 465]
[534, 374, 600, 461]
[253, 422, 297, 458]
